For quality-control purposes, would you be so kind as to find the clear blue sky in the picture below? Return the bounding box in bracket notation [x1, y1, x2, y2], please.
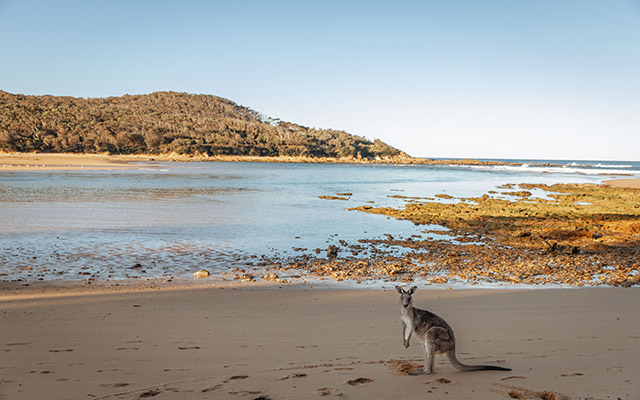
[1, 0, 639, 161]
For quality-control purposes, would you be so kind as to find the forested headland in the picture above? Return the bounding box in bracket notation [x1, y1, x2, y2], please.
[0, 90, 406, 159]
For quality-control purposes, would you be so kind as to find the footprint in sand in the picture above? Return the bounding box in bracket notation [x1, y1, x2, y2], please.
[228, 390, 261, 395]
[345, 377, 373, 386]
[178, 346, 201, 350]
[279, 373, 307, 380]
[559, 372, 583, 377]
[139, 389, 161, 398]
[427, 378, 455, 384]
[201, 384, 224, 393]
[386, 360, 422, 376]
[498, 384, 568, 400]
[100, 382, 130, 388]
[316, 387, 342, 396]
[324, 367, 353, 372]
[201, 376, 249, 393]
[501, 376, 528, 381]
[49, 349, 74, 353]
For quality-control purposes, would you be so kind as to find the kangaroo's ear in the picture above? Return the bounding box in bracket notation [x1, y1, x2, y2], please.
[395, 286, 404, 294]
[408, 286, 417, 295]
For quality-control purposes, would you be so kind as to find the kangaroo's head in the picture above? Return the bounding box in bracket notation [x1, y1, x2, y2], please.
[395, 286, 417, 308]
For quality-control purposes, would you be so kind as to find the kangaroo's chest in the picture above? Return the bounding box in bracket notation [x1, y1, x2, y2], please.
[401, 312, 413, 331]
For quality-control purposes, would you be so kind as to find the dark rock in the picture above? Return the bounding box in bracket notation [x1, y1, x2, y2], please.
[327, 245, 339, 259]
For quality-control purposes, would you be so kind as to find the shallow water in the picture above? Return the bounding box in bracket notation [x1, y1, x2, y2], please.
[1, 160, 639, 283]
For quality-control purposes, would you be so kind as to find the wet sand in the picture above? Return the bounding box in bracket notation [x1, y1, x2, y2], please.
[0, 284, 638, 399]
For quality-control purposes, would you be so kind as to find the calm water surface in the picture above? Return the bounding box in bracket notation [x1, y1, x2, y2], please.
[1, 160, 639, 283]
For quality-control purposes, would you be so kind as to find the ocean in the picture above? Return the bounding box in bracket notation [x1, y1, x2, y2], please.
[1, 159, 639, 284]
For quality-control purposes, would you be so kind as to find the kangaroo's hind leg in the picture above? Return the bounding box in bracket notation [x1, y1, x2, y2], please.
[424, 326, 453, 374]
[408, 340, 431, 376]
[424, 341, 436, 374]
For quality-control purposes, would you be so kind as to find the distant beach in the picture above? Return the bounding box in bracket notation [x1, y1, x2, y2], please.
[0, 151, 548, 171]
[603, 178, 640, 189]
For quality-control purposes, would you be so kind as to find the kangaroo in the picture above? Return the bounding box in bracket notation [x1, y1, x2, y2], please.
[396, 285, 511, 374]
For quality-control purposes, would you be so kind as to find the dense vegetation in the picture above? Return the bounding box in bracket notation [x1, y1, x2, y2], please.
[0, 90, 405, 159]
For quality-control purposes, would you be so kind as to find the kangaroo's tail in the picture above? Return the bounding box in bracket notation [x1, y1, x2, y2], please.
[446, 350, 511, 372]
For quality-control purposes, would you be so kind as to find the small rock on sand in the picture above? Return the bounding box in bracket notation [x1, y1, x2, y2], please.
[192, 269, 210, 278]
[263, 273, 279, 281]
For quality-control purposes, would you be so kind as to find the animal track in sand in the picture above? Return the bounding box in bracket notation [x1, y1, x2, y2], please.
[559, 372, 583, 377]
[316, 387, 342, 396]
[324, 367, 353, 372]
[345, 377, 373, 386]
[427, 378, 455, 385]
[116, 347, 140, 351]
[228, 390, 261, 395]
[497, 384, 568, 400]
[100, 382, 130, 388]
[201, 384, 224, 393]
[177, 346, 201, 350]
[501, 376, 528, 381]
[5, 342, 31, 346]
[49, 348, 74, 352]
[386, 359, 422, 376]
[138, 389, 161, 398]
[279, 373, 307, 380]
[200, 375, 249, 393]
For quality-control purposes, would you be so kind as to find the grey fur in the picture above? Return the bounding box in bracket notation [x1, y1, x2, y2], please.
[395, 285, 511, 374]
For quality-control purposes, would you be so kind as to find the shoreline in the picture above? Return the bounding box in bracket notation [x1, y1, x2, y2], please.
[1, 155, 639, 288]
[0, 151, 544, 171]
[1, 285, 637, 399]
[1, 152, 638, 182]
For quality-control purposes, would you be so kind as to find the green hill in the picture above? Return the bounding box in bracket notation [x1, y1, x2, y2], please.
[0, 90, 405, 159]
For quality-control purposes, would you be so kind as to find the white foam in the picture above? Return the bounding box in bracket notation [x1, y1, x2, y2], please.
[458, 164, 640, 176]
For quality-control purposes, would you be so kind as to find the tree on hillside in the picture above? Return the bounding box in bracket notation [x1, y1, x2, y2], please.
[0, 90, 406, 159]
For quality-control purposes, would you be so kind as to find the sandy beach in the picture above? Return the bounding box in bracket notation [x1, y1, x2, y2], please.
[603, 179, 640, 189]
[0, 151, 588, 171]
[1, 284, 637, 400]
[0, 152, 146, 171]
